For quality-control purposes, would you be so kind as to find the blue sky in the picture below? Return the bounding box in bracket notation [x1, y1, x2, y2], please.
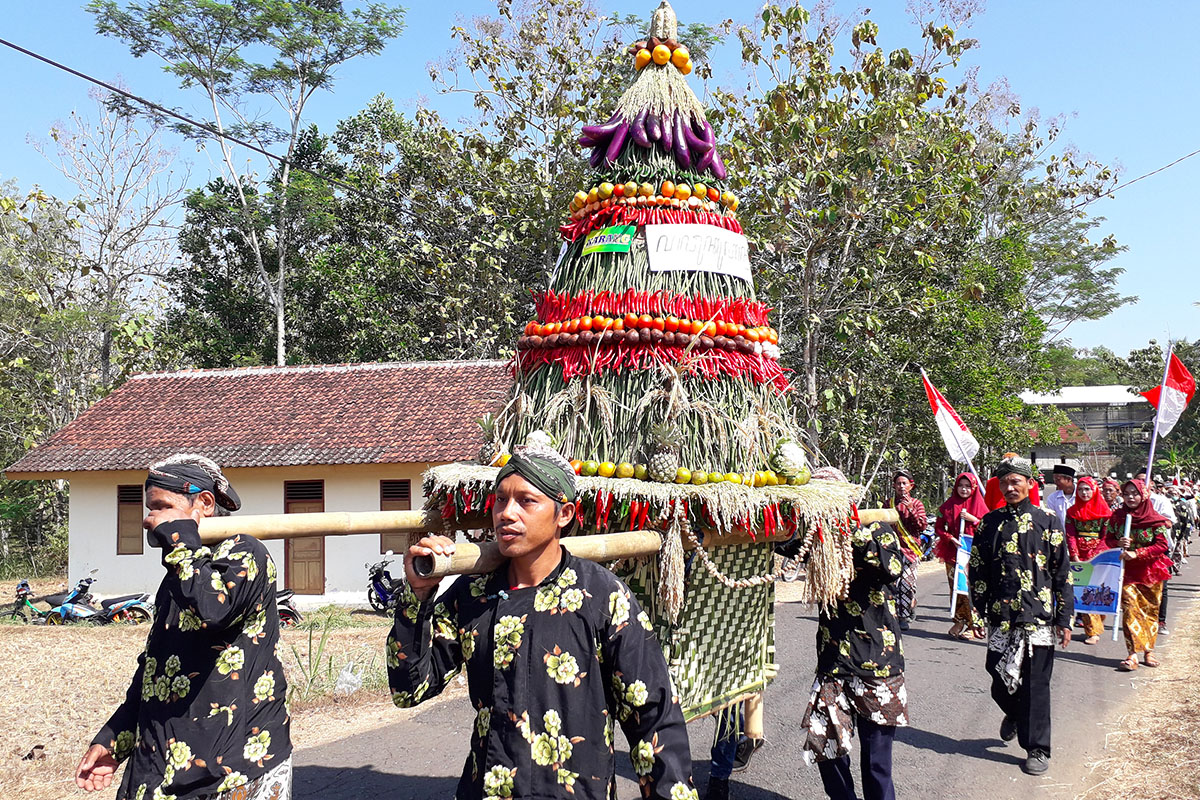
[2, 1, 1196, 356]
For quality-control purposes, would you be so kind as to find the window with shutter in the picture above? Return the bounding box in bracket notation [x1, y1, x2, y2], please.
[117, 485, 144, 555]
[380, 479, 412, 553]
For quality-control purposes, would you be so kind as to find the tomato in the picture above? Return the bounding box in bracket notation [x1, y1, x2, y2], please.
[702, 321, 717, 337]
[638, 313, 654, 329]
[550, 321, 563, 335]
[715, 321, 729, 337]
[707, 186, 721, 202]
[690, 319, 704, 335]
[651, 317, 666, 332]
[745, 328, 761, 343]
[733, 323, 746, 336]
[665, 315, 680, 333]
[565, 318, 580, 334]
[524, 321, 536, 336]
[613, 318, 625, 332]
[768, 328, 779, 345]
[661, 180, 676, 198]
[623, 312, 639, 329]
[569, 459, 583, 475]
[580, 315, 593, 332]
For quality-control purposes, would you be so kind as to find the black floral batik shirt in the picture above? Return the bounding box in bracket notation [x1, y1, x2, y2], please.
[91, 519, 292, 800]
[969, 499, 1074, 632]
[387, 548, 696, 800]
[815, 522, 906, 680]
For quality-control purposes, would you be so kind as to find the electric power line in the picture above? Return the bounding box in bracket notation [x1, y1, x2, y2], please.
[0, 35, 425, 224]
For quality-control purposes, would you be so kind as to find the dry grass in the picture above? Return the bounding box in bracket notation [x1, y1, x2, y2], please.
[1074, 594, 1200, 800]
[0, 580, 429, 800]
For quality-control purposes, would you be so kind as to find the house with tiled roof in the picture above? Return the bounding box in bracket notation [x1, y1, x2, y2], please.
[4, 360, 511, 600]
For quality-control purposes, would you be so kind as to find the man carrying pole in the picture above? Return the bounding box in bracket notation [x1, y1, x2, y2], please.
[76, 455, 293, 800]
[969, 456, 1073, 777]
[387, 445, 696, 800]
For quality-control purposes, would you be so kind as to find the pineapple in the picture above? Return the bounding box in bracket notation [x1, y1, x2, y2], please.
[769, 436, 808, 477]
[647, 422, 683, 483]
[476, 414, 501, 466]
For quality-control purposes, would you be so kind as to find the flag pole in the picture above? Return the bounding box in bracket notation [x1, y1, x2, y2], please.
[1145, 340, 1174, 481]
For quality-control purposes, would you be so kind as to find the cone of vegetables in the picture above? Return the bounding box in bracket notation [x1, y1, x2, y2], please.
[425, 0, 860, 720]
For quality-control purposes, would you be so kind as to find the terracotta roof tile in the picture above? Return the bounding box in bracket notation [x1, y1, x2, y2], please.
[6, 361, 511, 474]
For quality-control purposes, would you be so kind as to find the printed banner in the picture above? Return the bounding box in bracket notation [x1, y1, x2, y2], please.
[952, 533, 973, 599]
[644, 224, 752, 282]
[1070, 549, 1123, 614]
[582, 224, 637, 255]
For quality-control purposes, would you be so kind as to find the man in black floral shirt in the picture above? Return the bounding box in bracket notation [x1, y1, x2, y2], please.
[801, 513, 908, 800]
[969, 456, 1072, 777]
[76, 454, 292, 800]
[389, 445, 695, 800]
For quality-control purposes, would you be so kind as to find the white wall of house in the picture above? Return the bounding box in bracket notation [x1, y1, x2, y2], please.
[65, 462, 436, 605]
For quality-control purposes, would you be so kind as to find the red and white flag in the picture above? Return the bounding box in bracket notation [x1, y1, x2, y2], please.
[921, 368, 980, 463]
[1140, 353, 1196, 437]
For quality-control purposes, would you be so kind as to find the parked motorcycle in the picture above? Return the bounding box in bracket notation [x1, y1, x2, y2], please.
[277, 587, 302, 628]
[366, 552, 403, 612]
[45, 570, 154, 625]
[8, 580, 51, 624]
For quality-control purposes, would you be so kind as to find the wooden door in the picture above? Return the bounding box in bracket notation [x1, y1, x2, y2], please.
[284, 481, 325, 594]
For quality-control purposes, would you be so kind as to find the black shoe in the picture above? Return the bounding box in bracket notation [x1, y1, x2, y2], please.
[899, 619, 910, 631]
[1000, 716, 1017, 743]
[732, 737, 763, 773]
[1022, 750, 1050, 775]
[706, 776, 730, 800]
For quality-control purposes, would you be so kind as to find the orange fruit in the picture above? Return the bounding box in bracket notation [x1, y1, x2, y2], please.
[674, 183, 692, 201]
[635, 48, 652, 70]
[652, 44, 671, 65]
[671, 46, 691, 69]
[661, 180, 675, 197]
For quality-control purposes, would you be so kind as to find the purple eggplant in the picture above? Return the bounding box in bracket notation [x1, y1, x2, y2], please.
[673, 112, 691, 169]
[682, 116, 712, 157]
[660, 111, 674, 153]
[578, 133, 599, 148]
[700, 118, 717, 145]
[696, 147, 716, 173]
[630, 108, 651, 148]
[580, 113, 623, 142]
[605, 122, 629, 165]
[645, 112, 661, 142]
[710, 150, 728, 180]
[589, 146, 606, 168]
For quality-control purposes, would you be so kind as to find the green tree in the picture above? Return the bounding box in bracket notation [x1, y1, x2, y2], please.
[90, 0, 406, 365]
[707, 3, 1124, 488]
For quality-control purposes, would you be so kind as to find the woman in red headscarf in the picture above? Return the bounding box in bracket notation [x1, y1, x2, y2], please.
[1066, 476, 1112, 644]
[1106, 479, 1174, 670]
[934, 472, 988, 639]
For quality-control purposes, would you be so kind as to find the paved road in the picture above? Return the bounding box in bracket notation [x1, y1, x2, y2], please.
[293, 559, 1198, 799]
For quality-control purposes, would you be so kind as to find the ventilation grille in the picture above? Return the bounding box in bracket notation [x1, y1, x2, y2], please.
[285, 481, 324, 501]
[117, 485, 143, 504]
[381, 480, 411, 502]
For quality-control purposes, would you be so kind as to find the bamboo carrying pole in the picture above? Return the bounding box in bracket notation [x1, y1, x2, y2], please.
[197, 508, 901, 577]
[411, 530, 663, 579]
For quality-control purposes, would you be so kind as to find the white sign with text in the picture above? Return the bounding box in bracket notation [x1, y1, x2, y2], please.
[643, 224, 752, 282]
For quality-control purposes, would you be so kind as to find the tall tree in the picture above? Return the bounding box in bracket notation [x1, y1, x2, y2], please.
[31, 87, 187, 389]
[90, 0, 406, 365]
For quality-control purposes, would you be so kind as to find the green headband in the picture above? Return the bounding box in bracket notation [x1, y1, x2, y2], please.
[995, 458, 1033, 479]
[495, 450, 577, 504]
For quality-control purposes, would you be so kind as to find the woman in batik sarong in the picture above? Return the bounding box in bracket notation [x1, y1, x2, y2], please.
[934, 472, 987, 639]
[1065, 476, 1113, 645]
[1106, 479, 1173, 671]
[888, 470, 925, 631]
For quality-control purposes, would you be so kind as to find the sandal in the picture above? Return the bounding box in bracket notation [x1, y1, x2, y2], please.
[1084, 635, 1100, 645]
[972, 627, 988, 640]
[1143, 654, 1161, 668]
[1117, 657, 1139, 672]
